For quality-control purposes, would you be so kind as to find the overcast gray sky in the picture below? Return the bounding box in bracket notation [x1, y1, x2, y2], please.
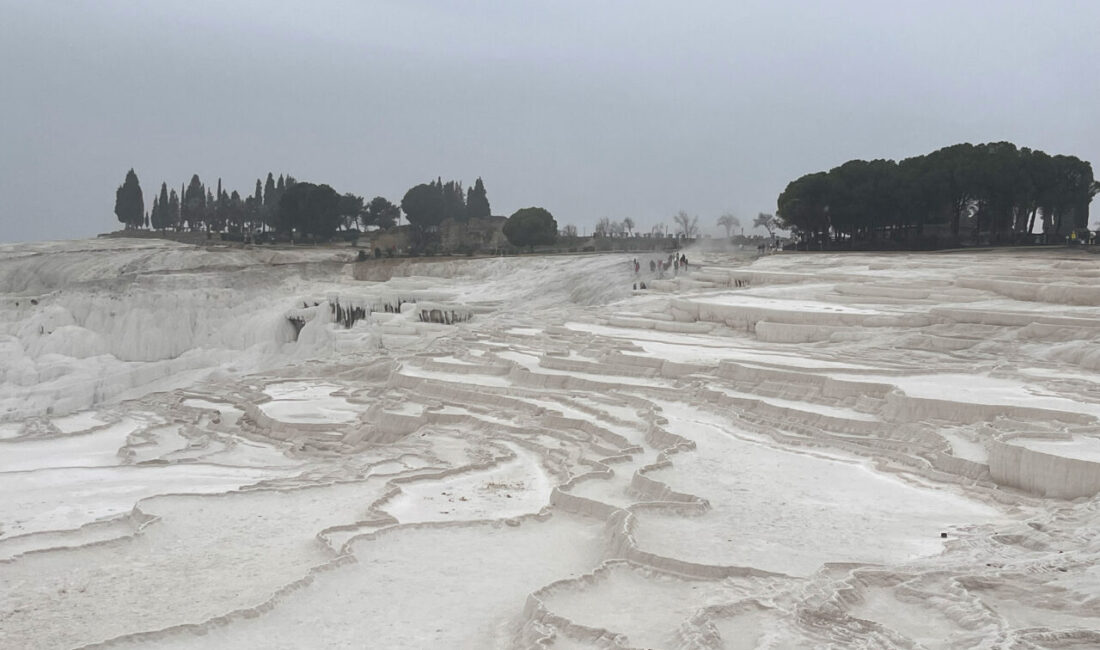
[2, 0, 1097, 243]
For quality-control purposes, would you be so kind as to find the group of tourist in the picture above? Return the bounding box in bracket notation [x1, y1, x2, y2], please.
[632, 253, 689, 289]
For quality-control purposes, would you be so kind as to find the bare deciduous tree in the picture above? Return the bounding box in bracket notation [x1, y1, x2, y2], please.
[754, 212, 778, 238]
[673, 211, 699, 238]
[717, 212, 740, 238]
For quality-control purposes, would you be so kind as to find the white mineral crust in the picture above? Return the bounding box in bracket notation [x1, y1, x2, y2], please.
[2, 238, 1099, 648]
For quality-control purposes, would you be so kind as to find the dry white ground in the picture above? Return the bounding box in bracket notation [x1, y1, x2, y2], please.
[2, 239, 1099, 649]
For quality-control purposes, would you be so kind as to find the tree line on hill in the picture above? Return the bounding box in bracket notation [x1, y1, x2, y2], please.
[395, 177, 562, 253]
[114, 169, 568, 253]
[114, 171, 498, 242]
[776, 142, 1098, 248]
[113, 168, 731, 254]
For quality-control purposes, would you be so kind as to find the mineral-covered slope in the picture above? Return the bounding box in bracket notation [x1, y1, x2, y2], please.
[1, 240, 1098, 649]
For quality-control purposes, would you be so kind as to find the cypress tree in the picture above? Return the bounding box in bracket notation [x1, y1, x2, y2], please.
[183, 175, 204, 230]
[216, 178, 223, 226]
[467, 177, 491, 220]
[253, 179, 263, 233]
[228, 190, 243, 230]
[158, 182, 169, 229]
[206, 188, 215, 231]
[264, 173, 276, 205]
[443, 180, 467, 222]
[244, 196, 255, 232]
[150, 196, 161, 230]
[114, 168, 144, 229]
[169, 189, 180, 230]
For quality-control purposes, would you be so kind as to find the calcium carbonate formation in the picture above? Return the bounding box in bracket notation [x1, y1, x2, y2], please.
[1, 239, 1099, 648]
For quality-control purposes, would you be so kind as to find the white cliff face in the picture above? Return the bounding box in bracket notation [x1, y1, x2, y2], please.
[0, 239, 338, 419]
[1, 239, 1099, 649]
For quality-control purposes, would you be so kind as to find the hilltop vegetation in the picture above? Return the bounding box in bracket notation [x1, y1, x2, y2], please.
[777, 142, 1098, 249]
[109, 170, 689, 256]
[111, 170, 496, 252]
[112, 141, 1094, 257]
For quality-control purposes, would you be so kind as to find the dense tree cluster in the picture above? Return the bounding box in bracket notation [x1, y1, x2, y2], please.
[145, 171, 301, 234]
[397, 176, 495, 252]
[400, 177, 491, 230]
[363, 196, 401, 230]
[118, 169, 407, 241]
[777, 142, 1098, 247]
[502, 207, 557, 250]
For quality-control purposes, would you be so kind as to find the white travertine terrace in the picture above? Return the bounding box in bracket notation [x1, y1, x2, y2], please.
[2, 239, 1100, 648]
